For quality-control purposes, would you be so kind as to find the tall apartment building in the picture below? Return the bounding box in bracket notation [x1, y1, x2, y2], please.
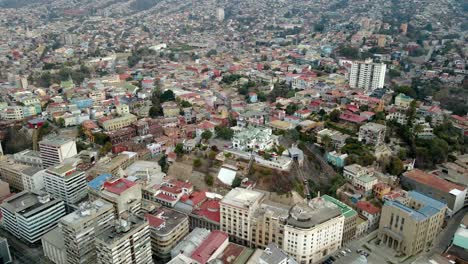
[358, 122, 386, 146]
[44, 164, 88, 210]
[220, 188, 265, 246]
[39, 137, 77, 168]
[60, 200, 115, 264]
[401, 169, 467, 217]
[349, 59, 386, 90]
[146, 208, 189, 261]
[95, 217, 153, 264]
[378, 191, 447, 257]
[0, 192, 66, 243]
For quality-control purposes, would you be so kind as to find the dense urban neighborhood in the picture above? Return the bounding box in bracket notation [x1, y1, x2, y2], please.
[0, 0, 466, 264]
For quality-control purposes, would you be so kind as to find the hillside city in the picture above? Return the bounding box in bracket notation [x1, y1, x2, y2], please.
[0, 0, 466, 264]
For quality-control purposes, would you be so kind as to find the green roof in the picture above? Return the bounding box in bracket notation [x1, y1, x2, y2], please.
[358, 175, 377, 183]
[322, 195, 357, 218]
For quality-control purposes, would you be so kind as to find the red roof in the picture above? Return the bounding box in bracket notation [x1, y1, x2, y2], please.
[156, 192, 177, 202]
[340, 112, 367, 123]
[404, 169, 465, 193]
[146, 213, 165, 227]
[191, 231, 228, 264]
[356, 201, 380, 215]
[103, 178, 136, 195]
[198, 120, 215, 130]
[193, 199, 221, 223]
[188, 191, 207, 206]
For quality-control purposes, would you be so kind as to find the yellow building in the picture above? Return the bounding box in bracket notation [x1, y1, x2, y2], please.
[102, 114, 137, 131]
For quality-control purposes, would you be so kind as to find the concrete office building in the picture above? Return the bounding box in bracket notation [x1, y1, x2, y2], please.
[378, 191, 447, 257]
[95, 217, 152, 264]
[20, 166, 46, 192]
[13, 149, 43, 168]
[60, 200, 115, 264]
[146, 208, 190, 261]
[89, 178, 142, 217]
[44, 164, 88, 209]
[0, 157, 31, 190]
[39, 137, 77, 169]
[349, 59, 386, 90]
[42, 227, 67, 264]
[401, 169, 466, 217]
[220, 188, 265, 246]
[0, 192, 66, 243]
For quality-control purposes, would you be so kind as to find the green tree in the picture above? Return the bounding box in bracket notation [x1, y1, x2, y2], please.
[174, 143, 184, 157]
[93, 132, 110, 146]
[193, 158, 202, 168]
[231, 177, 242, 188]
[386, 157, 404, 175]
[160, 90, 175, 102]
[204, 174, 214, 186]
[180, 100, 192, 108]
[215, 126, 234, 140]
[57, 118, 65, 127]
[99, 142, 112, 156]
[201, 130, 213, 141]
[149, 106, 162, 118]
[329, 109, 341, 122]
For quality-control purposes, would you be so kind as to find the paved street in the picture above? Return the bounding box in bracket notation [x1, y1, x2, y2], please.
[429, 207, 468, 255]
[330, 208, 468, 264]
[0, 228, 53, 264]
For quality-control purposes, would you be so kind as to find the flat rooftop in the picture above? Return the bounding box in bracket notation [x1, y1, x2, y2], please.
[322, 195, 357, 218]
[39, 137, 74, 147]
[221, 188, 264, 209]
[96, 216, 147, 245]
[287, 197, 342, 229]
[146, 207, 188, 235]
[60, 199, 113, 225]
[1, 191, 63, 218]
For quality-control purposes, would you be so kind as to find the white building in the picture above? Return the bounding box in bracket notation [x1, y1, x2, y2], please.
[60, 200, 115, 264]
[349, 59, 386, 90]
[44, 164, 88, 209]
[95, 217, 152, 264]
[232, 126, 278, 152]
[39, 137, 77, 169]
[216, 7, 225, 21]
[0, 192, 66, 243]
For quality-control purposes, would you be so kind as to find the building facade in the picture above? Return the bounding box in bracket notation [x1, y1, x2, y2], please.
[146, 208, 190, 261]
[0, 192, 66, 243]
[95, 217, 152, 264]
[39, 137, 77, 169]
[349, 60, 386, 90]
[401, 169, 466, 217]
[44, 164, 88, 209]
[358, 122, 386, 146]
[60, 200, 115, 264]
[378, 191, 447, 257]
